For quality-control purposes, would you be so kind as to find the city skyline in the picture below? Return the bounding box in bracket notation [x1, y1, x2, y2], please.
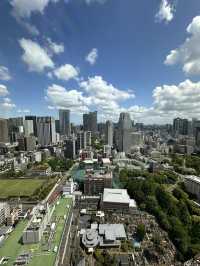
[0, 0, 200, 124]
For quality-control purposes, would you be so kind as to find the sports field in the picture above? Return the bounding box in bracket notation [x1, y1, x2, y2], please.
[0, 179, 45, 198]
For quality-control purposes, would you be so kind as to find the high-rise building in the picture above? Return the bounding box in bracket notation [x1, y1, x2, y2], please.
[8, 117, 24, 142]
[59, 109, 71, 136]
[37, 117, 56, 146]
[116, 112, 133, 153]
[105, 120, 113, 146]
[55, 119, 60, 133]
[24, 120, 34, 137]
[83, 111, 98, 135]
[64, 134, 76, 159]
[77, 131, 92, 150]
[0, 119, 9, 143]
[25, 116, 37, 137]
[173, 118, 189, 135]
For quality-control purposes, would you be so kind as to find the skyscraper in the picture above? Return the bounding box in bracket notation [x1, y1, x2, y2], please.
[25, 116, 37, 137]
[37, 117, 56, 146]
[83, 111, 97, 135]
[105, 120, 113, 146]
[116, 112, 133, 153]
[24, 120, 34, 137]
[0, 119, 9, 143]
[59, 109, 71, 136]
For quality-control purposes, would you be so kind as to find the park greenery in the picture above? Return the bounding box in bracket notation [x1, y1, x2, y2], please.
[171, 154, 200, 174]
[120, 168, 200, 261]
[47, 158, 74, 171]
[94, 249, 116, 266]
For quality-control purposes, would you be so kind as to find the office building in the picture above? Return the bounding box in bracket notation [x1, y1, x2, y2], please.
[64, 135, 76, 159]
[173, 118, 189, 136]
[83, 111, 98, 135]
[77, 131, 92, 150]
[24, 120, 34, 137]
[116, 112, 134, 153]
[0, 119, 9, 143]
[105, 120, 113, 146]
[37, 117, 56, 146]
[0, 202, 10, 225]
[84, 170, 113, 195]
[59, 109, 71, 136]
[25, 116, 37, 137]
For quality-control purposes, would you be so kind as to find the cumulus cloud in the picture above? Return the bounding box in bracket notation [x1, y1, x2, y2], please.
[46, 76, 135, 118]
[165, 16, 200, 75]
[52, 64, 79, 81]
[46, 38, 64, 55]
[46, 84, 89, 113]
[0, 85, 9, 97]
[19, 38, 54, 72]
[85, 48, 98, 65]
[0, 67, 11, 81]
[10, 0, 58, 18]
[155, 0, 175, 24]
[0, 98, 16, 112]
[127, 79, 200, 124]
[10, 0, 59, 35]
[80, 76, 135, 102]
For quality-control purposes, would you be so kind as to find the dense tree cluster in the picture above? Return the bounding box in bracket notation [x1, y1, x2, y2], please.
[47, 158, 73, 171]
[120, 169, 200, 261]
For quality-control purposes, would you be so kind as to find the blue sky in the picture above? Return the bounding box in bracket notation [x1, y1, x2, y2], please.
[0, 0, 200, 124]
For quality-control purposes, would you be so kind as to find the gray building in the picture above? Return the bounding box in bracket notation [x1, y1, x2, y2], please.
[0, 119, 9, 143]
[59, 109, 71, 136]
[116, 113, 134, 153]
[37, 117, 56, 146]
[83, 111, 98, 135]
[105, 120, 113, 147]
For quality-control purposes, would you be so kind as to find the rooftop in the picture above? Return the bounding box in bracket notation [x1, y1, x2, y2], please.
[103, 188, 130, 204]
[185, 175, 200, 184]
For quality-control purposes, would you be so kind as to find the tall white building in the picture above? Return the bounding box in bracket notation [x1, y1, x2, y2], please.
[105, 120, 113, 147]
[24, 120, 34, 137]
[77, 131, 92, 150]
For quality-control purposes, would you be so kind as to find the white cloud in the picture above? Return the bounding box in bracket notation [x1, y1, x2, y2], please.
[53, 64, 79, 81]
[19, 38, 54, 72]
[85, 48, 98, 65]
[80, 76, 135, 102]
[46, 38, 64, 55]
[0, 67, 11, 81]
[0, 85, 9, 97]
[165, 16, 200, 75]
[11, 0, 57, 18]
[10, 0, 59, 35]
[155, 0, 175, 24]
[46, 84, 89, 113]
[0, 97, 16, 111]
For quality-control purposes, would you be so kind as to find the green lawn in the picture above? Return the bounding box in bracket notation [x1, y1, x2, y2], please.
[0, 179, 45, 198]
[0, 220, 28, 266]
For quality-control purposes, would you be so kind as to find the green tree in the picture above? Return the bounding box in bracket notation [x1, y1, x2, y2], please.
[136, 224, 146, 241]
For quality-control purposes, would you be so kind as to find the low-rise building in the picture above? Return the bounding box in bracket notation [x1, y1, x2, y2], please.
[184, 175, 200, 200]
[101, 188, 136, 213]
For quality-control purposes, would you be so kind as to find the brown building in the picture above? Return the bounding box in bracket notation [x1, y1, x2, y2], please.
[84, 170, 112, 195]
